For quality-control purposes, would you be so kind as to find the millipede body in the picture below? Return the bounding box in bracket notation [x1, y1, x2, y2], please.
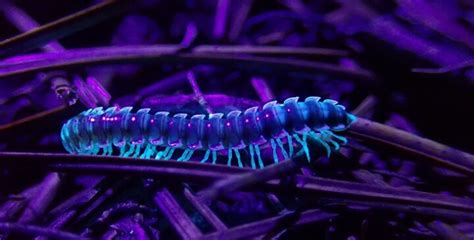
[61, 96, 356, 168]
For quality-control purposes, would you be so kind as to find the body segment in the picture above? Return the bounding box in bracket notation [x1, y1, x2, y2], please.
[61, 96, 356, 168]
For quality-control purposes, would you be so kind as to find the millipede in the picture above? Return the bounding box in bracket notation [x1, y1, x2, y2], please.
[60, 96, 357, 169]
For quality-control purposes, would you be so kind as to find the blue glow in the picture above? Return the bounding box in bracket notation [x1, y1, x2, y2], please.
[234, 149, 243, 168]
[201, 149, 211, 163]
[249, 144, 256, 169]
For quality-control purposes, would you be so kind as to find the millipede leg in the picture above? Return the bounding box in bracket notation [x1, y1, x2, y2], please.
[320, 131, 340, 151]
[309, 132, 331, 158]
[156, 147, 169, 160]
[287, 134, 294, 157]
[201, 150, 211, 163]
[139, 145, 149, 158]
[164, 148, 175, 160]
[254, 144, 264, 169]
[227, 148, 233, 166]
[249, 145, 256, 169]
[294, 133, 310, 162]
[178, 149, 189, 161]
[234, 149, 243, 168]
[270, 139, 279, 164]
[276, 138, 289, 159]
[212, 150, 217, 164]
[123, 144, 136, 157]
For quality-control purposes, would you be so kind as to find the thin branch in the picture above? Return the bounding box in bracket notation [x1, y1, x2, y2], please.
[199, 209, 337, 239]
[18, 173, 61, 223]
[0, 222, 86, 240]
[412, 59, 474, 74]
[193, 45, 349, 57]
[213, 0, 230, 39]
[187, 71, 213, 113]
[48, 188, 99, 218]
[0, 46, 375, 81]
[0, 0, 131, 58]
[397, 0, 474, 50]
[0, 184, 38, 221]
[347, 118, 474, 176]
[198, 159, 300, 201]
[0, 152, 473, 220]
[0, 105, 66, 132]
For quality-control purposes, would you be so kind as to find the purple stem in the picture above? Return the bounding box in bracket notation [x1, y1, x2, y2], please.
[183, 188, 227, 231]
[154, 188, 202, 239]
[368, 16, 472, 66]
[201, 209, 336, 239]
[348, 118, 474, 176]
[251, 77, 275, 102]
[0, 0, 131, 58]
[351, 95, 377, 118]
[48, 188, 99, 218]
[213, 0, 230, 40]
[18, 173, 61, 223]
[0, 2, 65, 52]
[0, 185, 38, 221]
[35, 210, 78, 240]
[228, 0, 253, 41]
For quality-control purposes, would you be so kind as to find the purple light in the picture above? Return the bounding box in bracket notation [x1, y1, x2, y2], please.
[187, 123, 192, 127]
[131, 116, 136, 122]
[90, 117, 96, 122]
[207, 123, 211, 128]
[226, 122, 231, 127]
[245, 119, 249, 123]
[265, 114, 269, 118]
[287, 108, 291, 112]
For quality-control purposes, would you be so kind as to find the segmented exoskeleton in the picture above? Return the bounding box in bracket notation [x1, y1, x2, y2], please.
[61, 96, 356, 169]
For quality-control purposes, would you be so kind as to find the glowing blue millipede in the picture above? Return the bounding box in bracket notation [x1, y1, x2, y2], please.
[60, 96, 357, 169]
